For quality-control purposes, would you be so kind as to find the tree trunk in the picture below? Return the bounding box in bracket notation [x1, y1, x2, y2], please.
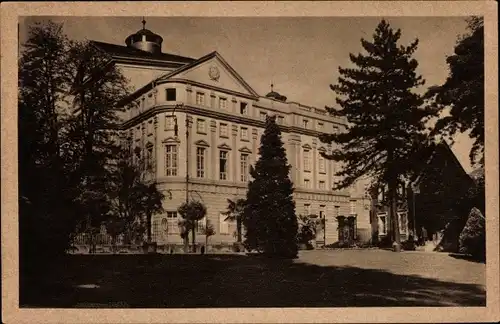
[147, 212, 152, 243]
[191, 221, 196, 253]
[389, 177, 401, 251]
[237, 217, 242, 243]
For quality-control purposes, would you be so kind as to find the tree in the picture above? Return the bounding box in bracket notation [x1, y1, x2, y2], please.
[426, 17, 484, 167]
[18, 20, 77, 266]
[202, 220, 216, 249]
[243, 116, 298, 258]
[224, 198, 246, 243]
[137, 182, 165, 244]
[459, 207, 485, 261]
[297, 214, 323, 249]
[319, 20, 433, 250]
[177, 201, 207, 253]
[66, 39, 132, 237]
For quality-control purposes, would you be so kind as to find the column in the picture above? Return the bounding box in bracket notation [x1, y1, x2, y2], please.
[186, 84, 193, 105]
[186, 115, 193, 185]
[210, 92, 216, 109]
[231, 97, 237, 114]
[210, 120, 217, 180]
[153, 116, 159, 178]
[231, 124, 238, 182]
[312, 138, 317, 189]
[328, 143, 334, 190]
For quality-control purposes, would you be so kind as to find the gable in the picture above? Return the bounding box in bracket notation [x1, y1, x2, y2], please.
[158, 52, 258, 98]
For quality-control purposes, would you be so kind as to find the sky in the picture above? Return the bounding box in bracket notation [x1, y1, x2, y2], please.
[19, 16, 475, 172]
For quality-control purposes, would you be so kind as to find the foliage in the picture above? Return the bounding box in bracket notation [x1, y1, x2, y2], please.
[178, 201, 207, 252]
[297, 215, 324, 245]
[319, 19, 434, 245]
[18, 21, 77, 265]
[202, 220, 216, 247]
[459, 207, 485, 260]
[224, 198, 246, 243]
[426, 17, 484, 167]
[243, 116, 298, 258]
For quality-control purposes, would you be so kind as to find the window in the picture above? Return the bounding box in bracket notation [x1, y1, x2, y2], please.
[240, 102, 248, 115]
[146, 145, 154, 171]
[166, 88, 176, 101]
[219, 150, 229, 180]
[399, 212, 407, 234]
[197, 217, 206, 235]
[219, 123, 228, 137]
[152, 220, 160, 242]
[165, 145, 178, 176]
[196, 92, 205, 106]
[277, 116, 285, 125]
[240, 153, 249, 182]
[259, 111, 267, 121]
[319, 180, 326, 190]
[303, 149, 311, 171]
[318, 155, 326, 173]
[304, 204, 311, 216]
[196, 147, 206, 178]
[378, 214, 387, 235]
[219, 98, 228, 110]
[166, 211, 179, 234]
[317, 122, 324, 131]
[196, 119, 206, 133]
[304, 179, 311, 189]
[241, 127, 249, 140]
[303, 119, 309, 129]
[165, 116, 176, 131]
[334, 205, 340, 217]
[350, 200, 356, 215]
[319, 205, 326, 219]
[219, 213, 230, 234]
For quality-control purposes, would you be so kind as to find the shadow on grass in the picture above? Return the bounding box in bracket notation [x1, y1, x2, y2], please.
[448, 253, 485, 264]
[20, 254, 485, 308]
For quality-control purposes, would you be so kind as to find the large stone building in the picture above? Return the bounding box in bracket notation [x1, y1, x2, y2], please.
[93, 20, 371, 248]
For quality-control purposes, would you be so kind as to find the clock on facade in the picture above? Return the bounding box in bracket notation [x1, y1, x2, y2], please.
[208, 65, 220, 81]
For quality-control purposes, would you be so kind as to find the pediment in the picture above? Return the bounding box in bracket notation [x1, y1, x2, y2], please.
[195, 139, 210, 147]
[157, 52, 259, 98]
[217, 143, 232, 151]
[238, 146, 252, 154]
[162, 136, 180, 144]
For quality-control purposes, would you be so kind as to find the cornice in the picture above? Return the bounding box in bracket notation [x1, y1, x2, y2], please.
[161, 78, 259, 100]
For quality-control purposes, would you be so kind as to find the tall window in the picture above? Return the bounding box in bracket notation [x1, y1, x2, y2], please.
[166, 211, 178, 234]
[319, 205, 326, 219]
[196, 92, 205, 106]
[350, 200, 356, 215]
[196, 147, 206, 178]
[240, 127, 249, 140]
[259, 111, 267, 121]
[196, 119, 206, 133]
[165, 145, 178, 176]
[219, 98, 227, 110]
[318, 155, 326, 173]
[152, 219, 160, 243]
[146, 145, 154, 171]
[165, 116, 175, 131]
[219, 213, 229, 234]
[303, 119, 309, 129]
[219, 123, 228, 137]
[303, 149, 311, 171]
[334, 205, 340, 217]
[219, 150, 229, 180]
[166, 88, 176, 101]
[197, 217, 206, 234]
[240, 102, 248, 115]
[304, 204, 311, 216]
[240, 153, 249, 182]
[304, 179, 311, 189]
[319, 180, 326, 190]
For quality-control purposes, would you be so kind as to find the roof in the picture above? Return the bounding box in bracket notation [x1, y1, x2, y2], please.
[90, 40, 195, 64]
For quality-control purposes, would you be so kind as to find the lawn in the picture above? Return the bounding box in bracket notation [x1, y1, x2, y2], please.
[20, 249, 486, 308]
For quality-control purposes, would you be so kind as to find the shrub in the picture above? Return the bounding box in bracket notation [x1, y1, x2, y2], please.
[459, 207, 485, 260]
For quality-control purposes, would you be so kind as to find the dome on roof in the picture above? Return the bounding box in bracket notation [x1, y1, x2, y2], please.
[125, 18, 163, 54]
[265, 90, 287, 102]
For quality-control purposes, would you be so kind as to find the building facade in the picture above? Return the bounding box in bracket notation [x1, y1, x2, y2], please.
[91, 22, 371, 248]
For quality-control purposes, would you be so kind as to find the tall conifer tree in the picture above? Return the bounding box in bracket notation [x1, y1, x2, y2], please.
[319, 20, 433, 249]
[243, 116, 298, 258]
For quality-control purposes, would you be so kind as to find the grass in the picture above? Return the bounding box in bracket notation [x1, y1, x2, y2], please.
[20, 250, 486, 308]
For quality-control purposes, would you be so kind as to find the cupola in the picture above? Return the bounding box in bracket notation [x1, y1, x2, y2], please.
[265, 83, 287, 102]
[125, 17, 163, 54]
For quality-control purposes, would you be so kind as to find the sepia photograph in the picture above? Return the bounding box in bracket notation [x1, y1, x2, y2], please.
[2, 1, 498, 323]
